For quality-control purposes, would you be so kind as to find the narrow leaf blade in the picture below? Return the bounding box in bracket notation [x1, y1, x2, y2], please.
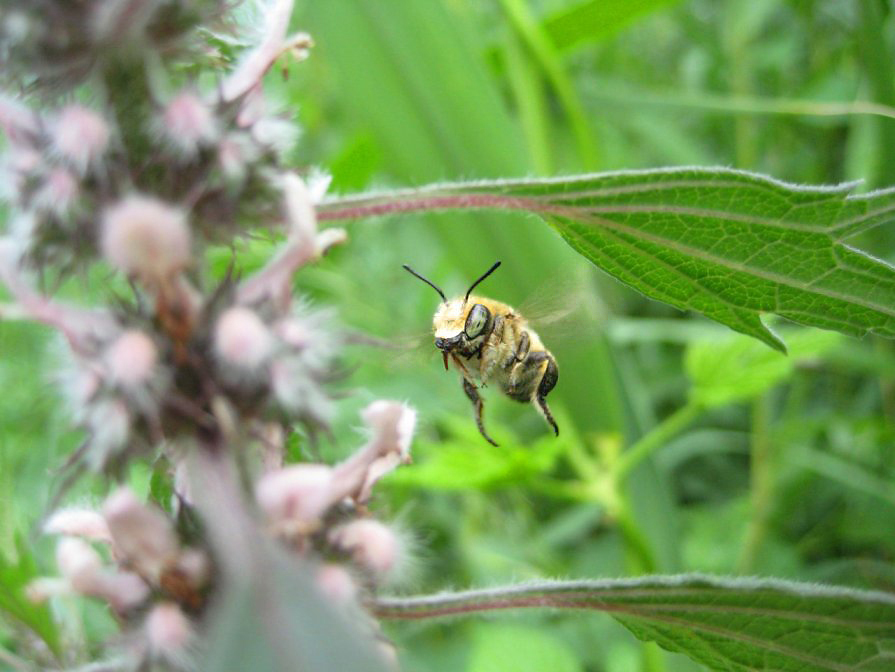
[374, 574, 895, 672]
[320, 167, 895, 351]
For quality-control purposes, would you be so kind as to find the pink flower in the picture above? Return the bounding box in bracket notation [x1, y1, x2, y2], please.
[105, 330, 158, 387]
[330, 519, 401, 580]
[146, 602, 193, 659]
[103, 488, 178, 581]
[214, 307, 274, 373]
[255, 464, 335, 530]
[159, 91, 218, 157]
[44, 508, 111, 542]
[101, 195, 191, 283]
[51, 105, 110, 173]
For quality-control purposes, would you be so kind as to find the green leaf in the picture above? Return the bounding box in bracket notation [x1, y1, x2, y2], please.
[0, 536, 61, 658]
[468, 623, 582, 672]
[375, 574, 895, 672]
[686, 328, 842, 408]
[543, 0, 683, 53]
[388, 417, 565, 491]
[319, 167, 895, 352]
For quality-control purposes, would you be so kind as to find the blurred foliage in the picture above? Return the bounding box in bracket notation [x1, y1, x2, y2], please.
[4, 0, 895, 670]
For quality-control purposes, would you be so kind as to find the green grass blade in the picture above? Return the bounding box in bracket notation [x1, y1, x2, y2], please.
[543, 0, 683, 53]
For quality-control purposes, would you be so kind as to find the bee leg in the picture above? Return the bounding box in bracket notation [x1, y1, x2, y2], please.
[507, 351, 560, 437]
[479, 315, 505, 382]
[463, 378, 498, 447]
[503, 331, 530, 369]
[534, 354, 559, 436]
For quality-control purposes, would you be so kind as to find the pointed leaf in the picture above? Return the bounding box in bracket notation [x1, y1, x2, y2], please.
[375, 574, 895, 672]
[320, 167, 895, 351]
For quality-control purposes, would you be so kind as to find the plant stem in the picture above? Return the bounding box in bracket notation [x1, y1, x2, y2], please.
[583, 83, 895, 121]
[503, 28, 552, 175]
[614, 490, 657, 574]
[737, 393, 773, 573]
[857, 1, 895, 187]
[498, 0, 597, 168]
[615, 401, 703, 480]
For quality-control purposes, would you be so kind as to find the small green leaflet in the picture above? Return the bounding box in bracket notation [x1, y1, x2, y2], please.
[374, 574, 895, 672]
[686, 328, 843, 407]
[0, 536, 61, 658]
[319, 167, 895, 352]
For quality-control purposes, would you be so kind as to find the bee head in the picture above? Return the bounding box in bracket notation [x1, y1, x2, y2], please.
[432, 298, 492, 352]
[403, 261, 501, 354]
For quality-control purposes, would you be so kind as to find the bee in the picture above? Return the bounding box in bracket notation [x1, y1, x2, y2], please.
[403, 261, 559, 446]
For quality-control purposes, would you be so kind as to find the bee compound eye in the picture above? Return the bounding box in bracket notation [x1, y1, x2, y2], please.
[464, 304, 490, 338]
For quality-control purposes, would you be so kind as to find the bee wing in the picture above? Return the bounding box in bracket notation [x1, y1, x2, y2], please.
[516, 265, 606, 346]
[361, 327, 440, 369]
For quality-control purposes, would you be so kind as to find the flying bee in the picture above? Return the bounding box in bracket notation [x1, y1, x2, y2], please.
[403, 261, 559, 446]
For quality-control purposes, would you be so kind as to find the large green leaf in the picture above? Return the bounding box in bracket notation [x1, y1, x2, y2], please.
[374, 574, 895, 672]
[319, 167, 895, 352]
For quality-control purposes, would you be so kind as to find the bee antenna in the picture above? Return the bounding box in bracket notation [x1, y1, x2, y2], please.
[403, 264, 447, 302]
[465, 261, 501, 302]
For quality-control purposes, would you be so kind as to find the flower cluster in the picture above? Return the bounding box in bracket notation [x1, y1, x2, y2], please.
[0, 0, 416, 669]
[31, 491, 208, 665]
[0, 0, 311, 274]
[0, 0, 230, 91]
[257, 401, 415, 588]
[29, 399, 415, 668]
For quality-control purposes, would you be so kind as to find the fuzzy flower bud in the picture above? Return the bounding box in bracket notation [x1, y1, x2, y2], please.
[44, 508, 111, 542]
[51, 106, 109, 173]
[330, 519, 401, 580]
[255, 464, 334, 529]
[104, 330, 157, 387]
[146, 602, 193, 659]
[335, 401, 416, 504]
[252, 116, 299, 156]
[56, 537, 103, 594]
[316, 563, 357, 605]
[160, 91, 218, 157]
[214, 307, 274, 372]
[363, 400, 416, 461]
[100, 195, 191, 283]
[103, 488, 178, 581]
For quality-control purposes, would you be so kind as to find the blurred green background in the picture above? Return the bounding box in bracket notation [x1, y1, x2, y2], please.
[5, 1, 895, 671]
